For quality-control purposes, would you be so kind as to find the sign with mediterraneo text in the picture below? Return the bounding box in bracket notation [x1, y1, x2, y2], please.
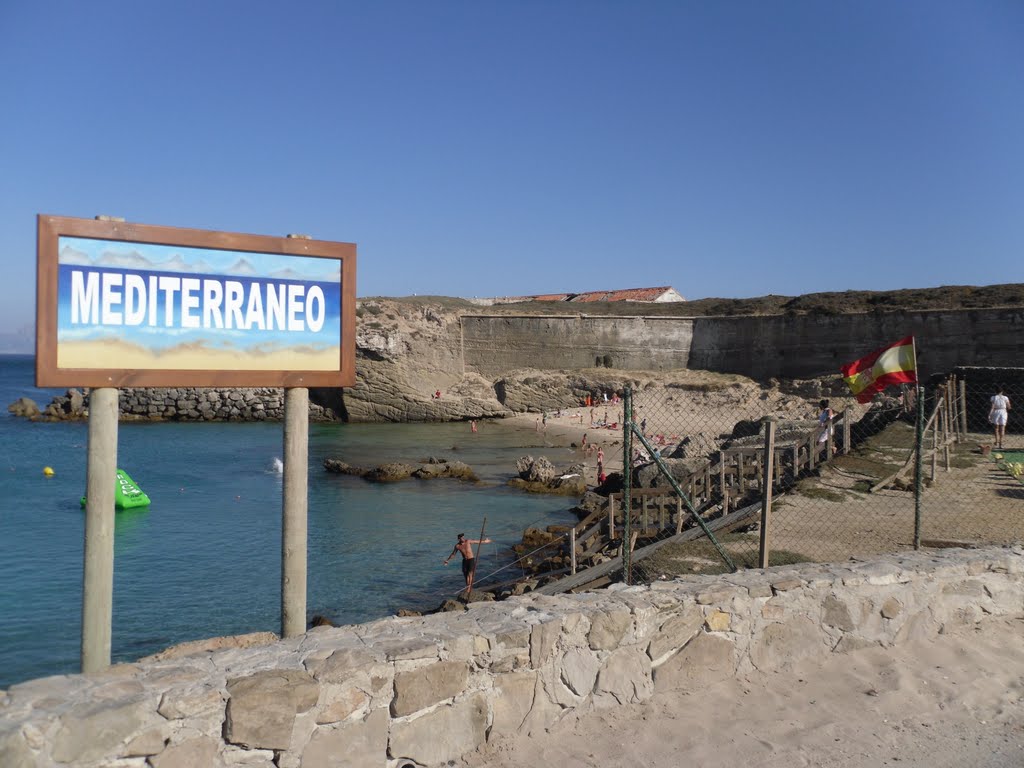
[36, 215, 356, 388]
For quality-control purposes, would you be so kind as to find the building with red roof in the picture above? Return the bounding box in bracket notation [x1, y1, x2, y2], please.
[477, 286, 684, 306]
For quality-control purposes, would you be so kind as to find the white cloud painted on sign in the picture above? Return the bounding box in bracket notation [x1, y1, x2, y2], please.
[58, 238, 340, 283]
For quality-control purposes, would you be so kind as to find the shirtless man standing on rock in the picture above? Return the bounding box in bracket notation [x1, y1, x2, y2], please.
[443, 532, 492, 592]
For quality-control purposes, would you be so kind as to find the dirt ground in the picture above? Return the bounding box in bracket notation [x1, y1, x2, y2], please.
[463, 616, 1024, 768]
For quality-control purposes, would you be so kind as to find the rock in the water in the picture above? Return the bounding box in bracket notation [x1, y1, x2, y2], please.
[517, 526, 561, 552]
[323, 459, 362, 475]
[411, 460, 479, 482]
[364, 463, 417, 482]
[325, 457, 479, 483]
[7, 397, 39, 418]
[515, 455, 557, 484]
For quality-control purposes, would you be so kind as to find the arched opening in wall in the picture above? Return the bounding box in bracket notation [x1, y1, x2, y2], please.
[603, 354, 614, 368]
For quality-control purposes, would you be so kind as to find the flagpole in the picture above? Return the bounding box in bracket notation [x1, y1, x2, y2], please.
[910, 335, 919, 382]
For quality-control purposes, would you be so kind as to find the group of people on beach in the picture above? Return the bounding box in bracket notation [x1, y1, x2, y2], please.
[583, 391, 620, 408]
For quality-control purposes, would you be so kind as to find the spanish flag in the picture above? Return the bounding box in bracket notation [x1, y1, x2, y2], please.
[840, 336, 917, 403]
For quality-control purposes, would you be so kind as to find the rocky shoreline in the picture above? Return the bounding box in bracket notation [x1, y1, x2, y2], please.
[8, 386, 340, 422]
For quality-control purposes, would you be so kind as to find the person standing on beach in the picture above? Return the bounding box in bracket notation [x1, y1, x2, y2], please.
[817, 399, 835, 444]
[989, 387, 1011, 449]
[443, 532, 492, 591]
[597, 445, 605, 481]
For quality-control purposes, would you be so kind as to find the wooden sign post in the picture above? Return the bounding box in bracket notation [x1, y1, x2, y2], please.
[37, 215, 356, 670]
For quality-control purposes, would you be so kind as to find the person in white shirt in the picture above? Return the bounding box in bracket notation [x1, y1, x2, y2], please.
[989, 387, 1011, 449]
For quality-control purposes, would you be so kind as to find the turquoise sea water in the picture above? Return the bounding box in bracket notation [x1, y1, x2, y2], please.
[0, 355, 574, 687]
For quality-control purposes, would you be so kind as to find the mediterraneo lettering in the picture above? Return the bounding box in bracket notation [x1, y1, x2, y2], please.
[69, 269, 326, 333]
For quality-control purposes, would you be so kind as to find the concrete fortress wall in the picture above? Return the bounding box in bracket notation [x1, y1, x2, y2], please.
[2, 546, 1021, 767]
[462, 308, 1024, 380]
[461, 315, 694, 375]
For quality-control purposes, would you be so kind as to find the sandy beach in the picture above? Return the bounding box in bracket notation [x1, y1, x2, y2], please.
[465, 615, 1024, 768]
[501, 403, 640, 483]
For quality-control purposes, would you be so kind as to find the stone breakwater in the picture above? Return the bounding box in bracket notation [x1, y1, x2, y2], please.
[10, 387, 338, 423]
[1, 546, 1021, 767]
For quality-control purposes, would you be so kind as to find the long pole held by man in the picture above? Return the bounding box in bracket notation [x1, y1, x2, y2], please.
[442, 519, 491, 597]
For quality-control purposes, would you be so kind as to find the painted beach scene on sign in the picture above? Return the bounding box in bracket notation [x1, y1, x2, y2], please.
[56, 236, 343, 371]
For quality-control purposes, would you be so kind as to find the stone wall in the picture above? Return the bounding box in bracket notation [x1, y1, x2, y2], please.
[462, 308, 1024, 380]
[687, 308, 1024, 379]
[2, 546, 1021, 767]
[31, 388, 338, 423]
[462, 315, 694, 376]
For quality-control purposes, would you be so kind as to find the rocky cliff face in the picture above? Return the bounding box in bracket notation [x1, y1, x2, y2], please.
[313, 298, 510, 422]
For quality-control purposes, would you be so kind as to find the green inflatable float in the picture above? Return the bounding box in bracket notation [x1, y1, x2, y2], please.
[80, 469, 151, 509]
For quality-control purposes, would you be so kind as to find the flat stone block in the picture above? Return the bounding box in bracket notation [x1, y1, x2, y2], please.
[305, 647, 378, 682]
[653, 632, 736, 692]
[490, 672, 539, 736]
[301, 708, 388, 768]
[822, 595, 856, 632]
[150, 735, 221, 768]
[749, 615, 823, 672]
[560, 648, 600, 697]
[647, 608, 703, 662]
[225, 670, 320, 751]
[594, 647, 653, 706]
[389, 694, 487, 766]
[770, 578, 803, 592]
[588, 610, 631, 650]
[52, 697, 155, 763]
[529, 620, 561, 668]
[391, 661, 469, 717]
[705, 611, 731, 632]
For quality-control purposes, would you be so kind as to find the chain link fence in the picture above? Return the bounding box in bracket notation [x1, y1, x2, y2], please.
[534, 369, 1023, 594]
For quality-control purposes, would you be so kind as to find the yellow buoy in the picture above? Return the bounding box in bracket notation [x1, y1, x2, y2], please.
[43, 466, 55, 477]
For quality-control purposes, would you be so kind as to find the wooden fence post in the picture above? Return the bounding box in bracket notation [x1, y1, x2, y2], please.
[758, 418, 777, 569]
[719, 451, 727, 499]
[959, 378, 968, 436]
[569, 528, 577, 575]
[943, 385, 951, 471]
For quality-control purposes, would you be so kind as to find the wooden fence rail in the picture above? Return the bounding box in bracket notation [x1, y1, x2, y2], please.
[566, 410, 854, 570]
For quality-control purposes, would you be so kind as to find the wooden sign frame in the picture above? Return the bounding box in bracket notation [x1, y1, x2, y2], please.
[36, 215, 356, 388]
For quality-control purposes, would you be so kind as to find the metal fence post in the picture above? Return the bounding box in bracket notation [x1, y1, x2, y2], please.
[623, 386, 633, 584]
[914, 385, 925, 549]
[758, 417, 776, 569]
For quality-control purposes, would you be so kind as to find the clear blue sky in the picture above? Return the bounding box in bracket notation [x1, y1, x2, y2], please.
[2, 1, 1022, 332]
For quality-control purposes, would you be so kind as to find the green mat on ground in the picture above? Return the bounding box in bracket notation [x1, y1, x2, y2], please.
[993, 450, 1024, 463]
[992, 451, 1024, 483]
